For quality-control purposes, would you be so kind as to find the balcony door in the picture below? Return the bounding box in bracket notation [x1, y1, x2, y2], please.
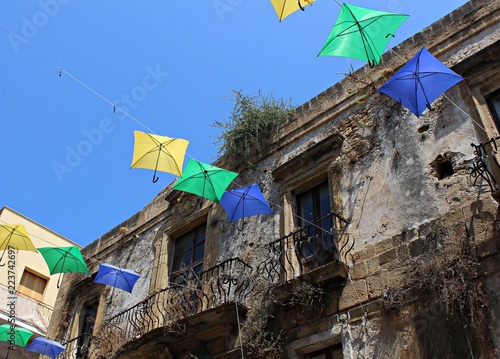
[170, 223, 206, 286]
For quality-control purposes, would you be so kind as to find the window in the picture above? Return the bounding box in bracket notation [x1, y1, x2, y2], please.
[297, 181, 332, 237]
[77, 301, 98, 359]
[305, 344, 343, 359]
[170, 223, 206, 285]
[486, 89, 500, 131]
[18, 269, 47, 301]
[296, 182, 336, 264]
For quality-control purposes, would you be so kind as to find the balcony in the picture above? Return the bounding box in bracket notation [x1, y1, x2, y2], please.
[58, 258, 253, 358]
[255, 211, 353, 285]
[0, 283, 53, 334]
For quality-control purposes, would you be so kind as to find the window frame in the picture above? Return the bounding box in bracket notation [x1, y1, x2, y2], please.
[305, 343, 343, 359]
[486, 88, 500, 132]
[17, 268, 48, 301]
[170, 222, 207, 286]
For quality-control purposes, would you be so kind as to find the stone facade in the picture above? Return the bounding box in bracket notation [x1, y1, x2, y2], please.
[47, 1, 500, 358]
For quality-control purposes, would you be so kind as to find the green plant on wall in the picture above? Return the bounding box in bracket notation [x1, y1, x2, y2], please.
[211, 90, 295, 164]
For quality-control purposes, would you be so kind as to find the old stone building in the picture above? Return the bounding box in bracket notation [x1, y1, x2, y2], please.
[47, 0, 500, 358]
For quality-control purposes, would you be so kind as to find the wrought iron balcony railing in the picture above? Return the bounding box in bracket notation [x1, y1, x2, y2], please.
[58, 258, 253, 358]
[56, 334, 92, 359]
[469, 137, 500, 193]
[255, 211, 354, 283]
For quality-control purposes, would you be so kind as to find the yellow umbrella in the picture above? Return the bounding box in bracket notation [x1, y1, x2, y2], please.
[270, 0, 314, 21]
[131, 130, 189, 183]
[0, 224, 37, 265]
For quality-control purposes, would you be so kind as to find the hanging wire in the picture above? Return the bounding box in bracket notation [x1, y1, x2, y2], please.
[0, 25, 199, 166]
[0, 25, 156, 135]
[235, 301, 245, 359]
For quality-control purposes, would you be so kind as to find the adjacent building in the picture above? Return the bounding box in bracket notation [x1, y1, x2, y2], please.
[47, 1, 500, 358]
[0, 206, 79, 357]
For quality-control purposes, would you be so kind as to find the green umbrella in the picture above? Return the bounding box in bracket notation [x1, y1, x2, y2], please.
[38, 246, 89, 287]
[0, 324, 33, 358]
[318, 3, 409, 67]
[172, 159, 238, 203]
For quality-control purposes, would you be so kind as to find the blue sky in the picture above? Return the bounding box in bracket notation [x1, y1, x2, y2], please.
[0, 0, 467, 247]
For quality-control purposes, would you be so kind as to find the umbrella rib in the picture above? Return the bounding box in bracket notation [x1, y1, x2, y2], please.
[344, 6, 375, 64]
[414, 56, 433, 110]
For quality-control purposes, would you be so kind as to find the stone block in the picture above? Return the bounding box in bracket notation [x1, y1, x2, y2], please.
[382, 265, 408, 288]
[378, 248, 398, 266]
[396, 244, 410, 262]
[465, 211, 496, 237]
[408, 238, 426, 257]
[366, 274, 385, 300]
[365, 257, 380, 277]
[476, 238, 499, 259]
[339, 279, 368, 311]
[349, 261, 368, 280]
[353, 246, 375, 263]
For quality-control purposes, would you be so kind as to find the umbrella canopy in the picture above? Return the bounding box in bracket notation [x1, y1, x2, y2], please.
[318, 3, 409, 67]
[94, 263, 140, 293]
[220, 184, 273, 226]
[0, 324, 33, 347]
[270, 0, 314, 21]
[378, 47, 464, 117]
[25, 337, 65, 359]
[131, 130, 189, 183]
[38, 246, 89, 288]
[0, 224, 37, 265]
[172, 159, 238, 203]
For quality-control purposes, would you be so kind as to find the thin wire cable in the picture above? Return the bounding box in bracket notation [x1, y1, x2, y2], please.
[0, 218, 74, 248]
[0, 25, 155, 135]
[0, 25, 199, 165]
[235, 301, 245, 359]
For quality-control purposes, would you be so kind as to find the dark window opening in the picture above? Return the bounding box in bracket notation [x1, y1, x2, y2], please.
[171, 223, 206, 285]
[438, 160, 455, 179]
[77, 301, 98, 359]
[297, 182, 333, 259]
[305, 343, 343, 359]
[297, 182, 331, 235]
[486, 89, 500, 132]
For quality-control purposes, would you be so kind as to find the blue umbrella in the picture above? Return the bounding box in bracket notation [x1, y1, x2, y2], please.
[25, 337, 65, 359]
[220, 184, 273, 230]
[93, 263, 140, 293]
[378, 47, 464, 117]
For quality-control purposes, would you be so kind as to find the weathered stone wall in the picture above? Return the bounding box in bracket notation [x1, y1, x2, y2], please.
[47, 1, 500, 358]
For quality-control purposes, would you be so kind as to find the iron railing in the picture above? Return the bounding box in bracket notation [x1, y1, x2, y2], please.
[56, 334, 92, 359]
[58, 258, 253, 358]
[469, 137, 500, 192]
[0, 283, 54, 333]
[255, 211, 354, 283]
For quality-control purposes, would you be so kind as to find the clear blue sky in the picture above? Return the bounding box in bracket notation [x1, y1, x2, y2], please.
[0, 0, 467, 247]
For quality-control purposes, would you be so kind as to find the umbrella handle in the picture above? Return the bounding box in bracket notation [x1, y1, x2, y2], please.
[152, 173, 160, 183]
[298, 0, 305, 11]
[236, 221, 246, 232]
[368, 59, 375, 68]
[0, 250, 5, 266]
